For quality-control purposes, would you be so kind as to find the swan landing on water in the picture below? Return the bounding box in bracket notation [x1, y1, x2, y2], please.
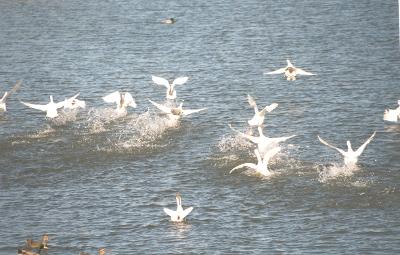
[247, 95, 278, 127]
[265, 59, 315, 81]
[102, 91, 137, 115]
[317, 131, 376, 167]
[149, 100, 206, 121]
[230, 147, 281, 176]
[151, 76, 189, 100]
[21, 95, 65, 118]
[163, 193, 193, 222]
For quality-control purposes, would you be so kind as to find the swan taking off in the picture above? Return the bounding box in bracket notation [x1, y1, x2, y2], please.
[383, 100, 400, 123]
[21, 96, 65, 118]
[151, 76, 189, 100]
[230, 147, 281, 176]
[149, 100, 206, 120]
[247, 95, 278, 126]
[318, 131, 376, 167]
[102, 91, 136, 114]
[62, 93, 86, 110]
[0, 80, 21, 111]
[265, 59, 315, 81]
[164, 193, 193, 222]
[229, 124, 296, 155]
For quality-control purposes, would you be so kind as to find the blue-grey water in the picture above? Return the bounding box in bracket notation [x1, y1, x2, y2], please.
[1, 0, 399, 254]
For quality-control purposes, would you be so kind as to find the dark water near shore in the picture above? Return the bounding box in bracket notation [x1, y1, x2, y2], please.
[1, 0, 399, 254]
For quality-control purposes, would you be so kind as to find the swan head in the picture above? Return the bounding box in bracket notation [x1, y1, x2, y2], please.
[49, 95, 54, 102]
[346, 141, 352, 150]
[176, 193, 182, 206]
[287, 66, 296, 74]
[286, 59, 293, 67]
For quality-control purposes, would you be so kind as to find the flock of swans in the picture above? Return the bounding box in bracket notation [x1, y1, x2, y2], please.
[4, 58, 399, 254]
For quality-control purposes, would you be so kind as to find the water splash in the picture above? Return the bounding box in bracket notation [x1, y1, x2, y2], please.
[217, 133, 253, 153]
[86, 109, 181, 153]
[318, 163, 360, 183]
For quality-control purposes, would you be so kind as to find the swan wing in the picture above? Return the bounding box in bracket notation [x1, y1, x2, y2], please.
[181, 207, 193, 219]
[272, 134, 296, 143]
[163, 208, 177, 218]
[261, 103, 278, 114]
[152, 76, 170, 88]
[182, 108, 207, 116]
[247, 94, 257, 108]
[0, 92, 8, 102]
[2, 80, 22, 101]
[262, 147, 281, 165]
[355, 131, 376, 157]
[296, 68, 315, 76]
[228, 124, 259, 144]
[102, 91, 120, 103]
[123, 92, 137, 108]
[172, 76, 189, 86]
[318, 135, 346, 155]
[149, 100, 172, 114]
[230, 163, 257, 174]
[265, 67, 286, 75]
[21, 101, 49, 112]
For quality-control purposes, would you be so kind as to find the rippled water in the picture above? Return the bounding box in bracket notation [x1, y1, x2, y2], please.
[1, 0, 399, 254]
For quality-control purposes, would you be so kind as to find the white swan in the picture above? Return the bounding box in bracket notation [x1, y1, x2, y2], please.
[383, 100, 400, 123]
[21, 96, 65, 118]
[318, 131, 376, 167]
[0, 80, 21, 111]
[164, 193, 193, 222]
[265, 59, 315, 81]
[149, 100, 206, 120]
[102, 91, 136, 114]
[62, 93, 86, 110]
[230, 147, 281, 176]
[247, 95, 278, 126]
[229, 124, 296, 155]
[151, 76, 188, 100]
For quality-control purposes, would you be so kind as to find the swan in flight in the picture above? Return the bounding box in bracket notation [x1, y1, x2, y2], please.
[149, 100, 206, 120]
[247, 95, 278, 126]
[164, 193, 193, 222]
[62, 93, 86, 110]
[265, 59, 315, 81]
[21, 96, 65, 118]
[102, 91, 136, 114]
[383, 100, 400, 123]
[151, 76, 189, 100]
[0, 80, 21, 111]
[318, 131, 376, 167]
[230, 147, 281, 176]
[229, 124, 296, 155]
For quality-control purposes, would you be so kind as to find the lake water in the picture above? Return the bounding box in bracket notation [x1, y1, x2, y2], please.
[0, 0, 399, 254]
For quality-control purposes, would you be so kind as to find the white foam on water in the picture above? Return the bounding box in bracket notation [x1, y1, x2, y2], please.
[318, 163, 360, 183]
[217, 133, 253, 153]
[90, 110, 181, 153]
